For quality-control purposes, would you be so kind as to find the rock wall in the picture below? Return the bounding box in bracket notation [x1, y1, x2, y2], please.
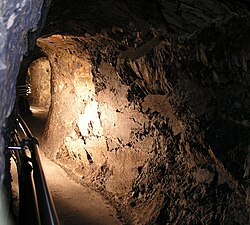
[28, 57, 51, 108]
[0, 0, 248, 224]
[0, 0, 51, 223]
[38, 0, 250, 224]
[39, 17, 250, 224]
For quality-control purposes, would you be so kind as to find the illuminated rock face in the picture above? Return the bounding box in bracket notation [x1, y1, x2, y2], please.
[28, 57, 51, 108]
[38, 36, 148, 193]
[38, 24, 250, 224]
[35, 1, 250, 224]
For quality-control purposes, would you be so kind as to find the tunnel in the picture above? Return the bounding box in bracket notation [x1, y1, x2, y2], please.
[1, 0, 250, 225]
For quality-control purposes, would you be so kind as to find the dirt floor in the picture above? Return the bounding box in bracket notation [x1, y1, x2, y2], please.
[24, 106, 122, 225]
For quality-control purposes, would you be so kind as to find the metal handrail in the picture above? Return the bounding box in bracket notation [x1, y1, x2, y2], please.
[8, 129, 41, 225]
[16, 116, 60, 225]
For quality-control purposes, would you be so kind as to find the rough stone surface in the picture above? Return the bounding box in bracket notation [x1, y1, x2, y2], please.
[28, 57, 51, 108]
[0, 0, 51, 223]
[26, 0, 250, 224]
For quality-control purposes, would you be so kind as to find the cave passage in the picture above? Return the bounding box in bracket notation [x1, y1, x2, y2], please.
[12, 0, 250, 224]
[16, 44, 123, 224]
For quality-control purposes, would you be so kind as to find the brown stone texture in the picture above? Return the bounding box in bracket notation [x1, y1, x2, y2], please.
[28, 0, 250, 224]
[28, 57, 51, 108]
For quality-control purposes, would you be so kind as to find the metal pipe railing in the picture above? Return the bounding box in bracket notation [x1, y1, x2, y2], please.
[17, 116, 60, 225]
[8, 129, 40, 225]
[18, 161, 41, 225]
[31, 143, 59, 225]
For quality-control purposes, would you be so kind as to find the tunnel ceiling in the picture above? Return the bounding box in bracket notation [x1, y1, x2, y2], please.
[41, 0, 250, 36]
[22, 0, 250, 224]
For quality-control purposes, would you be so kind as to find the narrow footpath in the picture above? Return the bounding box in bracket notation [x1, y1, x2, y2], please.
[24, 106, 121, 225]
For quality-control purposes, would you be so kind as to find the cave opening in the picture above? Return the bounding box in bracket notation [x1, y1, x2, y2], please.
[3, 0, 250, 225]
